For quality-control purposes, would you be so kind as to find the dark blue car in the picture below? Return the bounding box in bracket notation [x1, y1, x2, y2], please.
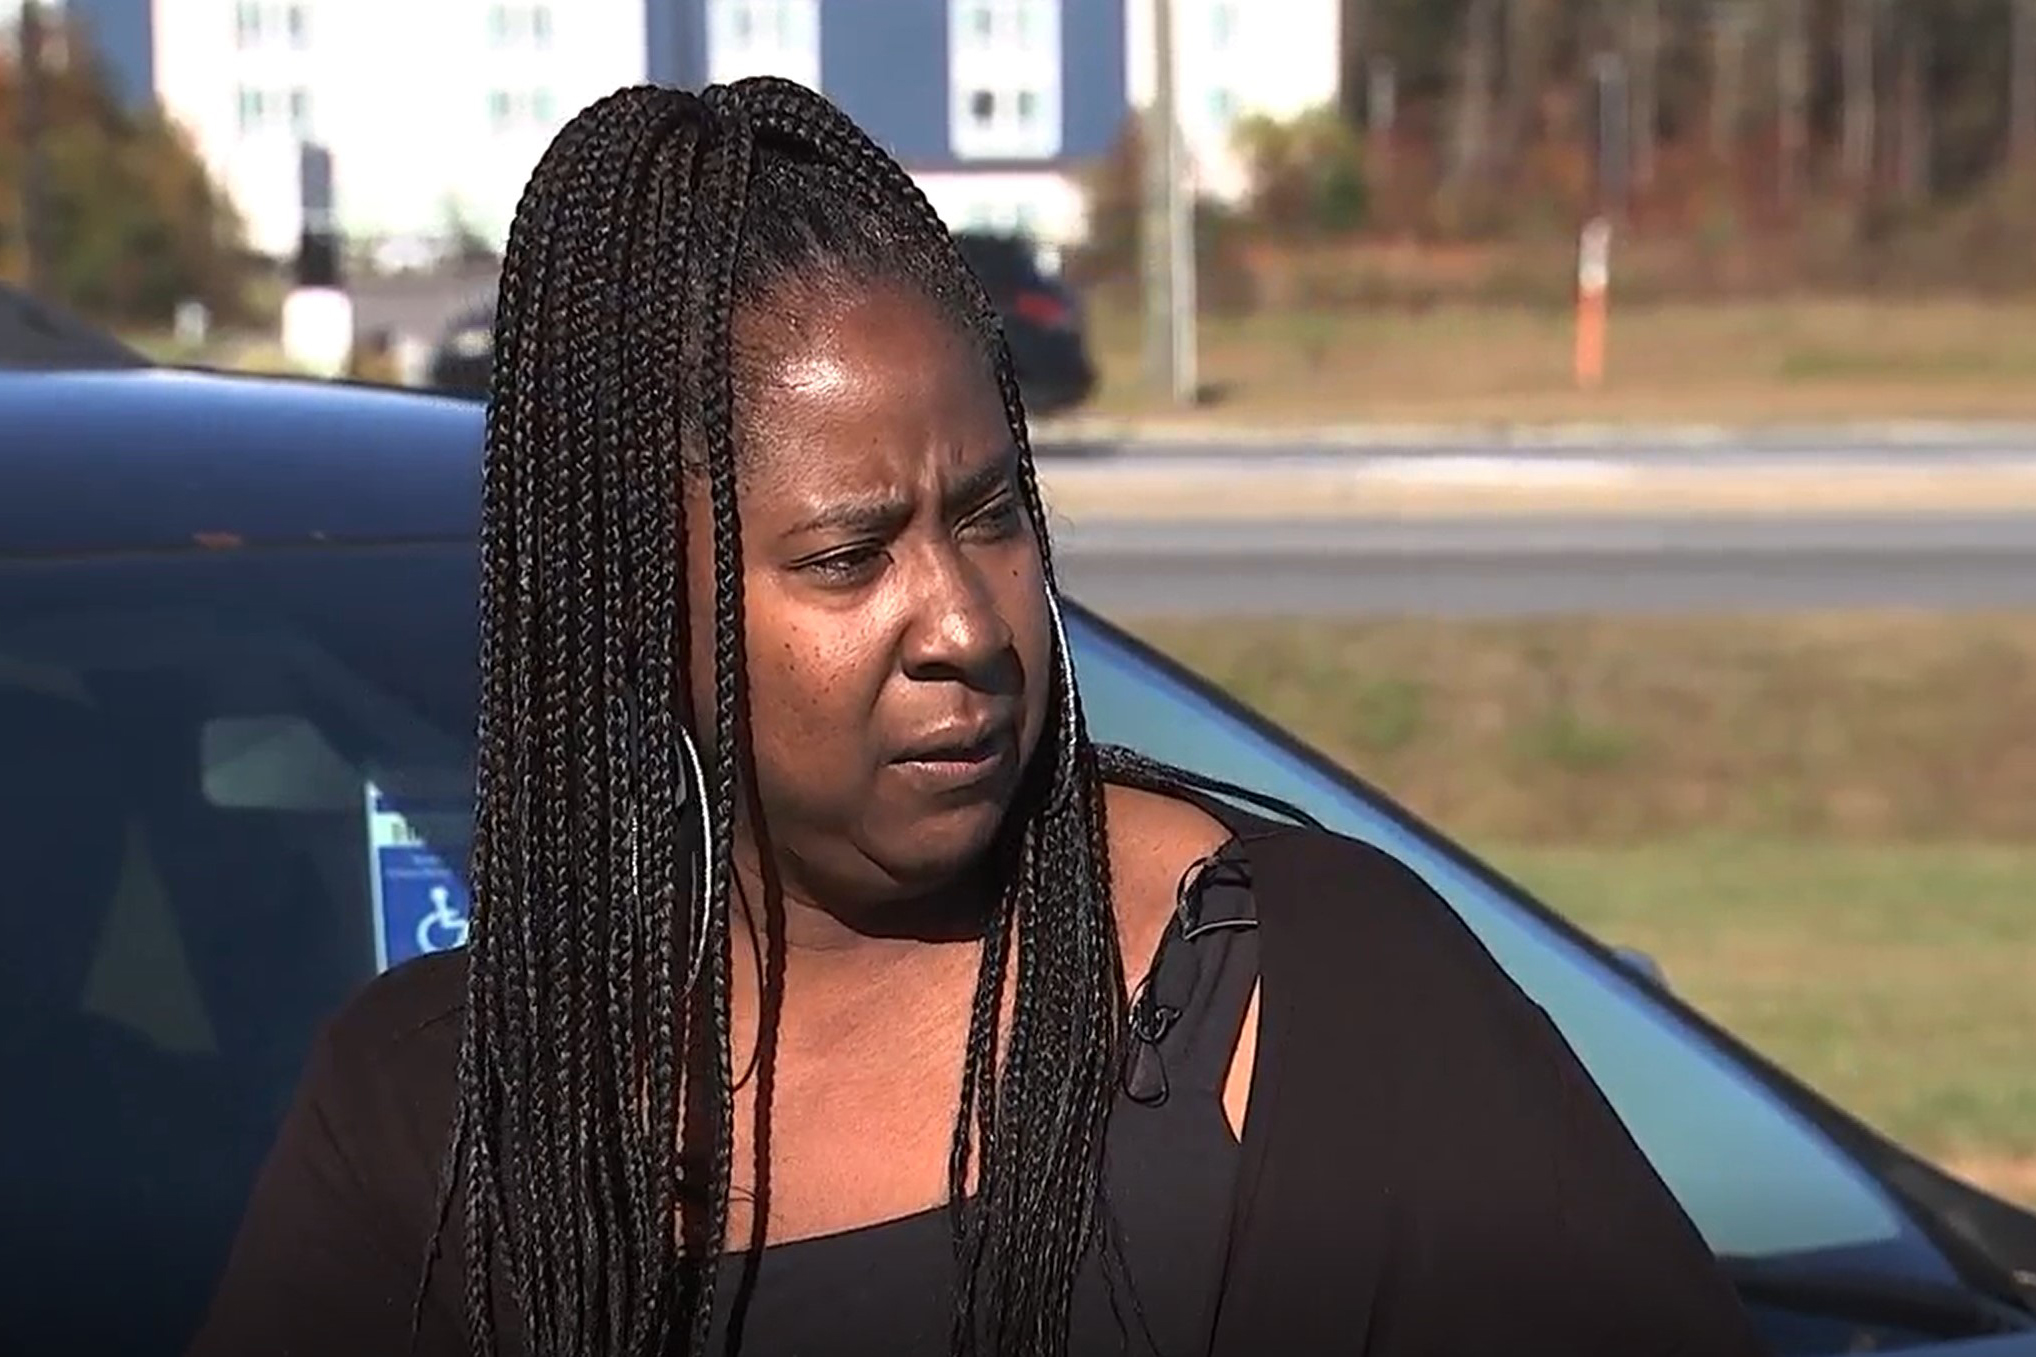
[3, 367, 2035, 1356]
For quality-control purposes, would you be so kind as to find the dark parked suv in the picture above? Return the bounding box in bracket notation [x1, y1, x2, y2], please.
[950, 229, 1097, 417]
[426, 230, 1096, 418]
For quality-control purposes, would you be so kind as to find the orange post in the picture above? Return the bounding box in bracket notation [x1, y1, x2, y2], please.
[1575, 217, 1613, 390]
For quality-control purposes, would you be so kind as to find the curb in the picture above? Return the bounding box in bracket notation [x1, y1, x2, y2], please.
[1029, 417, 2036, 452]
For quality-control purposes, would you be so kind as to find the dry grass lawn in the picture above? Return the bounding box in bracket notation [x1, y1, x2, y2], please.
[1083, 299, 2036, 426]
[1131, 613, 2036, 1205]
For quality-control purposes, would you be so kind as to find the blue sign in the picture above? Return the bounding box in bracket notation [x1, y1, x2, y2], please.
[374, 845, 472, 971]
[364, 779, 473, 972]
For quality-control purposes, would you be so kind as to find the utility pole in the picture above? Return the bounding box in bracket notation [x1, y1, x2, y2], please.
[2014, 0, 2036, 168]
[18, 0, 54, 299]
[1141, 0, 1195, 404]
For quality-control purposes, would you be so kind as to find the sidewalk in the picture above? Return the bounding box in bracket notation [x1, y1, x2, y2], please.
[1032, 445, 2036, 520]
[1029, 414, 2036, 453]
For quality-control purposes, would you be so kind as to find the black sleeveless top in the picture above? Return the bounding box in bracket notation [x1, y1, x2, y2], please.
[190, 811, 1769, 1357]
[703, 840, 1261, 1357]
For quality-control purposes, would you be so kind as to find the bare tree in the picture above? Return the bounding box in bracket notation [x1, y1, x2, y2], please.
[1448, 0, 1503, 188]
[1841, 0, 1880, 190]
[1710, 0, 1754, 166]
[1894, 0, 1931, 201]
[1776, 0, 1812, 206]
[2014, 0, 2036, 167]
[1627, 0, 1662, 192]
[1497, 0, 1549, 173]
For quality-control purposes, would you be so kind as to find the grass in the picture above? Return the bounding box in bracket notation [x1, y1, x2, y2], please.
[1128, 613, 2036, 842]
[1080, 298, 2036, 425]
[1126, 613, 2036, 1204]
[1499, 840, 2036, 1204]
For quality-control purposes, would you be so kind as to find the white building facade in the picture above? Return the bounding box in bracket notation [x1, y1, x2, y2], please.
[1125, 0, 1344, 202]
[61, 0, 1340, 262]
[143, 0, 647, 260]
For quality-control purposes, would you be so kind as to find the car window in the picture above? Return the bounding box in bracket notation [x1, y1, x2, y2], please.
[0, 545, 1966, 1356]
[1068, 612, 1958, 1291]
[0, 547, 477, 1354]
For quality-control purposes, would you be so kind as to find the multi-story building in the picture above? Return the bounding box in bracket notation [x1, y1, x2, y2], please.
[50, 0, 1339, 262]
[60, 0, 645, 259]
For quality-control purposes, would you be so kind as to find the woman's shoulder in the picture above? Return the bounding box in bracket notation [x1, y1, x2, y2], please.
[317, 948, 468, 1079]
[292, 949, 466, 1180]
[1223, 816, 1536, 1018]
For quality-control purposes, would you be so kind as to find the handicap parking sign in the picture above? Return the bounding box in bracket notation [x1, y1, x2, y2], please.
[364, 780, 474, 972]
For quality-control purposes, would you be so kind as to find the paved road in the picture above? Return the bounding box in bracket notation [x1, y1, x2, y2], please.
[1032, 425, 2036, 462]
[1051, 512, 2036, 617]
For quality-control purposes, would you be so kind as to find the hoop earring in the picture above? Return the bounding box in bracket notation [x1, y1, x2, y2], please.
[675, 720, 716, 999]
[1044, 585, 1084, 808]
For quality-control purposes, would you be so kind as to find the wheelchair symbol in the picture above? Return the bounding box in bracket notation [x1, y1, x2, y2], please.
[416, 884, 470, 953]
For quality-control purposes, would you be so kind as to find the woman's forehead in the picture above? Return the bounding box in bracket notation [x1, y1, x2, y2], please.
[730, 281, 1009, 497]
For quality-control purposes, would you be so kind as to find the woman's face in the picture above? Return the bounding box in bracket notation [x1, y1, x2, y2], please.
[684, 276, 1054, 915]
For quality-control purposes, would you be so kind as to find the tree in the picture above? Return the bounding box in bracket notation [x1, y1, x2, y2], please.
[1841, 0, 1883, 190]
[1447, 0, 1502, 187]
[1235, 107, 1372, 236]
[0, 15, 253, 326]
[1775, 0, 1812, 207]
[2014, 0, 2036, 167]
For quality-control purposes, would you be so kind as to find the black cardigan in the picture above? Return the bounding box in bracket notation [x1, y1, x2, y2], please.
[1202, 801, 1768, 1355]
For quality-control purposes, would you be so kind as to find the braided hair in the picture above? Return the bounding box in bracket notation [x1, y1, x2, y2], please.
[440, 77, 1137, 1357]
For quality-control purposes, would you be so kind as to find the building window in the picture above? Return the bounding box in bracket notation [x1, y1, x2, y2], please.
[487, 4, 511, 44]
[531, 4, 554, 48]
[289, 87, 311, 135]
[955, 0, 1048, 52]
[236, 86, 265, 134]
[287, 3, 309, 47]
[488, 89, 559, 133]
[1210, 1, 1237, 48]
[235, 1, 263, 47]
[706, 0, 820, 89]
[1207, 87, 1235, 126]
[950, 0, 1059, 159]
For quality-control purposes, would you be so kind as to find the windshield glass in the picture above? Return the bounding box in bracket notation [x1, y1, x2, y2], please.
[0, 546, 1963, 1357]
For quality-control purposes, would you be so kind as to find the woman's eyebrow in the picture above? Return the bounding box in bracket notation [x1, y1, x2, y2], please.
[782, 447, 1018, 539]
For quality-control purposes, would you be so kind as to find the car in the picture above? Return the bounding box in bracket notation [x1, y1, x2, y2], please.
[0, 282, 151, 371]
[422, 293, 498, 397]
[950, 229, 1097, 419]
[422, 232, 1096, 419]
[2, 365, 2035, 1357]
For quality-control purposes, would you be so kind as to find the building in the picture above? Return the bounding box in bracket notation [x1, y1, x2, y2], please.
[1124, 0, 1342, 202]
[53, 0, 646, 260]
[48, 0, 1336, 263]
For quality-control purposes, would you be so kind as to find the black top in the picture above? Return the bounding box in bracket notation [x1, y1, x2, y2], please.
[188, 802, 1769, 1357]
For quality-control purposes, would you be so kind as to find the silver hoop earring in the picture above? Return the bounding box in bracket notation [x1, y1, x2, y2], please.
[675, 720, 716, 998]
[1044, 586, 1085, 807]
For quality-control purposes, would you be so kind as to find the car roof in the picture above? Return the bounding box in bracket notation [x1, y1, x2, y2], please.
[0, 367, 484, 556]
[0, 284, 152, 371]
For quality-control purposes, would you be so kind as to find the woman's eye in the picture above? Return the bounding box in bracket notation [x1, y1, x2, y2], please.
[963, 496, 1024, 541]
[800, 546, 885, 586]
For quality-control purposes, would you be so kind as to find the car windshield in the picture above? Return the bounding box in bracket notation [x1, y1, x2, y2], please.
[0, 543, 1969, 1354]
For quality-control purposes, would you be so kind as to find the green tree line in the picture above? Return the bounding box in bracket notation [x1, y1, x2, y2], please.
[1337, 0, 2036, 218]
[1, 14, 252, 327]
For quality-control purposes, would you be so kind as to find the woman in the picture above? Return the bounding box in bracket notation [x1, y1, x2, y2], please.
[191, 79, 1767, 1357]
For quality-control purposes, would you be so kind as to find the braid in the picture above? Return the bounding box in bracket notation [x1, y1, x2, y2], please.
[722, 77, 1126, 1355]
[448, 74, 1160, 1357]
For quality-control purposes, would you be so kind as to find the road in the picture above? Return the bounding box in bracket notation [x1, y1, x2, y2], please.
[1050, 512, 2036, 617]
